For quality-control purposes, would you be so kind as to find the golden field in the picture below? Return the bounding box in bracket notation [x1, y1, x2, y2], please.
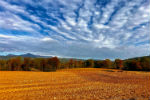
[0, 68, 150, 100]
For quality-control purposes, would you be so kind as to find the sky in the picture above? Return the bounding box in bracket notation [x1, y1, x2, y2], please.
[0, 0, 150, 60]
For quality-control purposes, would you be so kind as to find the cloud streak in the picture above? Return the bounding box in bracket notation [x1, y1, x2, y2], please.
[0, 0, 149, 59]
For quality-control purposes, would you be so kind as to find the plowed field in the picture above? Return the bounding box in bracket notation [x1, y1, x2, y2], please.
[0, 68, 149, 100]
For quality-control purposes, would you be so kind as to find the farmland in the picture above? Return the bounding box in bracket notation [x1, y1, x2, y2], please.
[0, 68, 150, 100]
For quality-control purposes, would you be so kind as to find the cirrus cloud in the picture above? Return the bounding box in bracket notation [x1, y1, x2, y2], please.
[0, 0, 149, 59]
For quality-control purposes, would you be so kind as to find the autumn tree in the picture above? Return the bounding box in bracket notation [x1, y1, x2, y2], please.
[140, 57, 150, 71]
[102, 59, 112, 68]
[51, 57, 60, 69]
[0, 59, 7, 70]
[114, 59, 123, 69]
[40, 58, 47, 71]
[32, 58, 42, 70]
[22, 57, 31, 71]
[85, 59, 94, 68]
[47, 57, 60, 71]
[124, 60, 142, 71]
[8, 57, 23, 71]
[73, 60, 78, 68]
[94, 60, 103, 68]
[78, 60, 84, 68]
[68, 59, 74, 68]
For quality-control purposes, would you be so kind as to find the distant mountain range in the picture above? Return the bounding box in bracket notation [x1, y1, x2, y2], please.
[124, 55, 150, 61]
[0, 53, 149, 62]
[0, 53, 83, 62]
[0, 53, 52, 59]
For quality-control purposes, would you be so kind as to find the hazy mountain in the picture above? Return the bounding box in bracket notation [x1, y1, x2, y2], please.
[124, 55, 150, 61]
[0, 53, 52, 59]
[0, 53, 85, 62]
[19, 53, 39, 57]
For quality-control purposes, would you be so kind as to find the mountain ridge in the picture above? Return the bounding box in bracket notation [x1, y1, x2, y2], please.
[0, 53, 52, 59]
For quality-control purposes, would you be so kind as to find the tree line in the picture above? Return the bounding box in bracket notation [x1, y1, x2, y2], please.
[0, 56, 150, 71]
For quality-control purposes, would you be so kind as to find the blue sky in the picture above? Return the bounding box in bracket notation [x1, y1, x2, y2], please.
[0, 0, 149, 59]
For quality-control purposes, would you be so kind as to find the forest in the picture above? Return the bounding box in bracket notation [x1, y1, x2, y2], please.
[0, 56, 150, 71]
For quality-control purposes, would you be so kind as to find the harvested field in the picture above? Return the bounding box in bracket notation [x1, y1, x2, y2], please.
[0, 68, 150, 100]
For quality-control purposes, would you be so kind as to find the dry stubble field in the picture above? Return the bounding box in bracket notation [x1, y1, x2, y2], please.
[0, 68, 150, 100]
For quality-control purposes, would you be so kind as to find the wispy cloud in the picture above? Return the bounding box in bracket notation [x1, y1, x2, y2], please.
[0, 0, 149, 59]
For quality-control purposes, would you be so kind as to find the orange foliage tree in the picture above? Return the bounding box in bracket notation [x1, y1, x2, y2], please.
[115, 59, 123, 69]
